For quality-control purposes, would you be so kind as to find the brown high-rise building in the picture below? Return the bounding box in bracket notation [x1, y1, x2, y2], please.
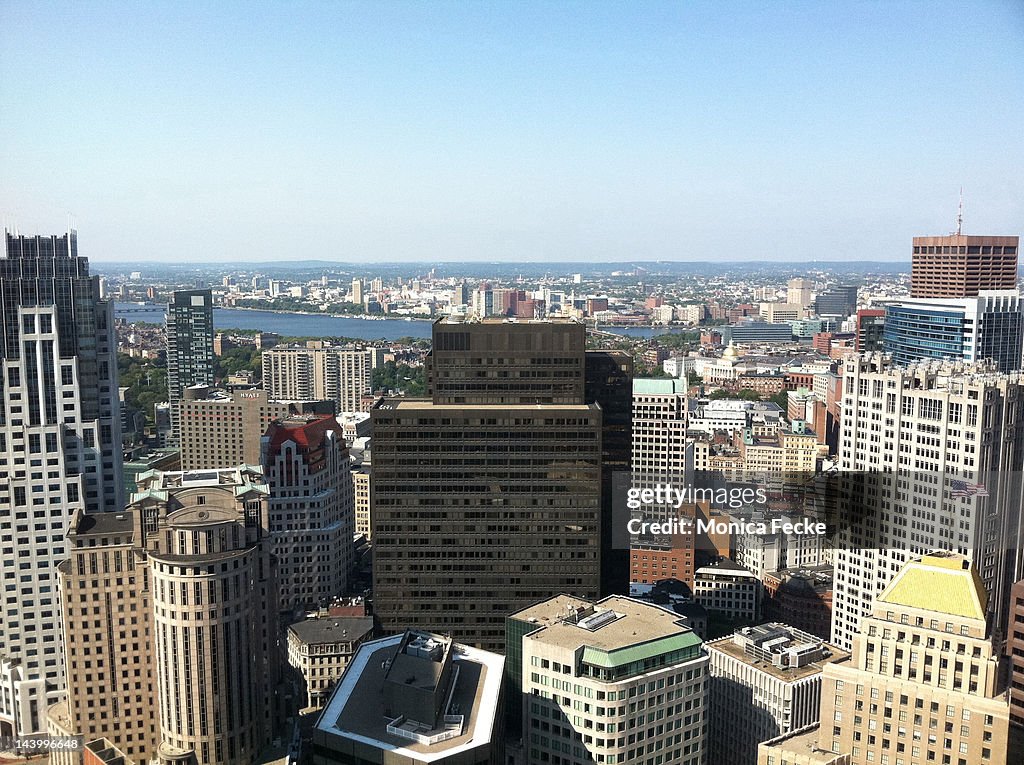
[372, 318, 603, 650]
[426, 317, 586, 404]
[177, 386, 333, 470]
[911, 234, 1019, 298]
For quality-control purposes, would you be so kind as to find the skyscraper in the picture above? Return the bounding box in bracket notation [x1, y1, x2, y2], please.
[788, 278, 814, 309]
[166, 289, 214, 444]
[882, 291, 1024, 373]
[821, 553, 1010, 764]
[262, 415, 354, 614]
[50, 467, 284, 765]
[371, 318, 602, 650]
[831, 354, 1024, 650]
[911, 234, 1018, 298]
[350, 278, 363, 306]
[48, 509, 159, 763]
[0, 231, 123, 735]
[585, 350, 634, 595]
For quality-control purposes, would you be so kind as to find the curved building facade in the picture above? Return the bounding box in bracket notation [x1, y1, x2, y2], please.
[136, 467, 279, 765]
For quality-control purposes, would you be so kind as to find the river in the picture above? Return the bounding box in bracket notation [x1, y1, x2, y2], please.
[113, 303, 684, 341]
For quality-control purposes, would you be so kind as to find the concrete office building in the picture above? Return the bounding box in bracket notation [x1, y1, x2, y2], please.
[882, 291, 1024, 373]
[350, 278, 363, 306]
[762, 303, 807, 323]
[694, 559, 762, 622]
[820, 553, 1010, 765]
[262, 415, 355, 614]
[371, 318, 603, 650]
[166, 289, 214, 444]
[911, 234, 1018, 298]
[734, 518, 827, 581]
[513, 594, 708, 765]
[788, 279, 814, 309]
[814, 287, 859, 319]
[0, 231, 123, 736]
[287, 615, 374, 709]
[177, 386, 333, 470]
[831, 354, 1024, 650]
[310, 630, 505, 765]
[707, 624, 847, 765]
[631, 378, 691, 483]
[263, 342, 373, 413]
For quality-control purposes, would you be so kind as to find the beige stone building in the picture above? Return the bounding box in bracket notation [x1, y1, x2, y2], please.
[351, 460, 372, 539]
[176, 386, 332, 470]
[262, 415, 354, 613]
[48, 510, 158, 765]
[818, 552, 1010, 765]
[759, 724, 851, 765]
[286, 615, 374, 709]
[50, 466, 283, 765]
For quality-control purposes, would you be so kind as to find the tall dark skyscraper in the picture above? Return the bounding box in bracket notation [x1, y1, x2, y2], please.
[911, 234, 1018, 298]
[166, 288, 214, 444]
[0, 231, 122, 735]
[372, 318, 603, 650]
[584, 350, 633, 595]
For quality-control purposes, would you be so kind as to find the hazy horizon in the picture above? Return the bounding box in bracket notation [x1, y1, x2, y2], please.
[2, 1, 1022, 263]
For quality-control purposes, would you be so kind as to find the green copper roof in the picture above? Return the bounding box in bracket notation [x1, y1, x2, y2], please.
[632, 378, 689, 395]
[581, 632, 702, 668]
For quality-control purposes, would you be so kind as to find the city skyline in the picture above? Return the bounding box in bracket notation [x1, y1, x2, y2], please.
[2, 1, 1022, 263]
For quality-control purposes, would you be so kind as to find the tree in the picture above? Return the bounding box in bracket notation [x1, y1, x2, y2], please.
[372, 361, 426, 396]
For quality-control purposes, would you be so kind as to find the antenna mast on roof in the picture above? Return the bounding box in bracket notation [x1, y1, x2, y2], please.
[956, 187, 964, 236]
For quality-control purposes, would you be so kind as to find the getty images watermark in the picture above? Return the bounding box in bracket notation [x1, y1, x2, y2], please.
[625, 482, 828, 537]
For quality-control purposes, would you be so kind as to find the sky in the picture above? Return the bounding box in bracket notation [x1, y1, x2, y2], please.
[1, 1, 1022, 264]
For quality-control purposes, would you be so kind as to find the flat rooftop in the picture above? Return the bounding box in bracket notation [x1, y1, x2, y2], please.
[377, 399, 599, 412]
[73, 511, 134, 537]
[436, 316, 581, 325]
[315, 635, 503, 763]
[760, 724, 844, 764]
[513, 594, 700, 655]
[707, 628, 847, 682]
[289, 616, 374, 646]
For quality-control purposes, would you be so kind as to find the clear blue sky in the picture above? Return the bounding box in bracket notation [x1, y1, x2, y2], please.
[1, 1, 1022, 263]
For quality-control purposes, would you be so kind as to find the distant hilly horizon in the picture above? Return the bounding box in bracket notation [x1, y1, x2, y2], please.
[92, 259, 914, 277]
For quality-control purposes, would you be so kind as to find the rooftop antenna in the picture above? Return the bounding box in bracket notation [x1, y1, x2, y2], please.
[956, 187, 964, 236]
